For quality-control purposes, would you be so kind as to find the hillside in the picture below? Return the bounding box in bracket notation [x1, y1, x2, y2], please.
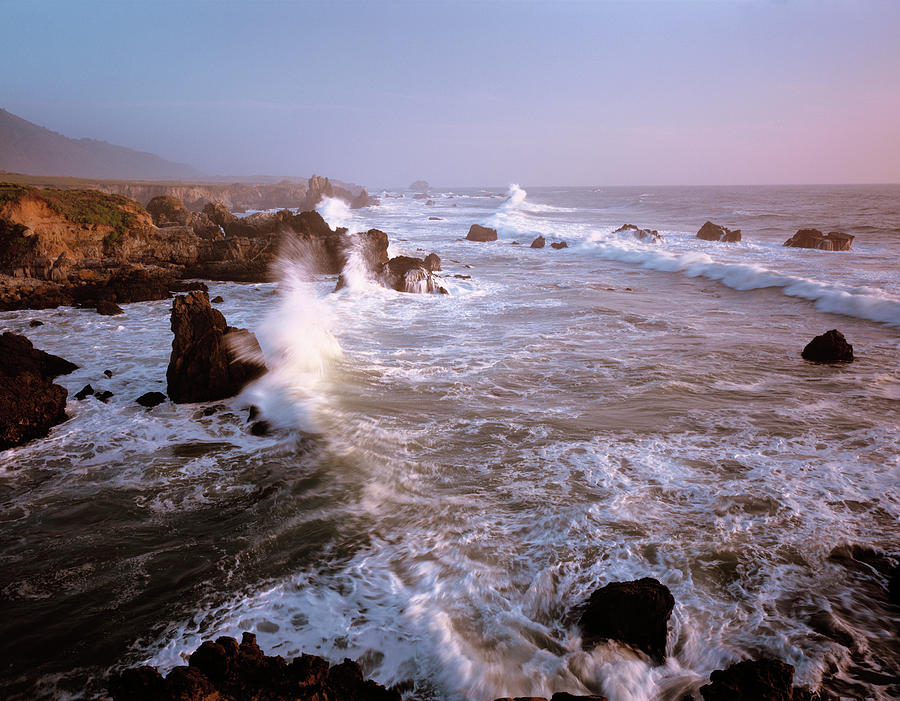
[0, 108, 202, 180]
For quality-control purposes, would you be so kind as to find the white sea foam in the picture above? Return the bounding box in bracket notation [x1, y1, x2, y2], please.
[316, 195, 355, 230]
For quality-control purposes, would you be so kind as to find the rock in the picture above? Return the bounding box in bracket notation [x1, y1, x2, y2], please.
[413, 193, 429, 200]
[699, 659, 829, 701]
[410, 180, 429, 191]
[424, 253, 442, 271]
[783, 229, 853, 251]
[104, 369, 113, 378]
[0, 372, 68, 450]
[74, 384, 95, 400]
[467, 224, 498, 242]
[136, 391, 166, 408]
[427, 216, 442, 220]
[425, 199, 435, 206]
[306, 174, 335, 207]
[697, 221, 742, 242]
[166, 291, 267, 403]
[550, 241, 568, 249]
[146, 195, 190, 227]
[0, 332, 78, 378]
[380, 256, 447, 294]
[211, 295, 224, 303]
[109, 632, 400, 701]
[94, 390, 113, 402]
[801, 329, 853, 363]
[578, 577, 674, 663]
[95, 300, 124, 316]
[493, 695, 608, 701]
[454, 274, 471, 279]
[29, 319, 43, 327]
[530, 236, 546, 248]
[250, 420, 270, 436]
[614, 224, 663, 243]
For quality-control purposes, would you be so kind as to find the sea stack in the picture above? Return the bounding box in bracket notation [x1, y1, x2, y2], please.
[467, 224, 498, 242]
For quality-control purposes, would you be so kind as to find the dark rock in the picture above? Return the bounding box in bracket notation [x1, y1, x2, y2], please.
[94, 390, 113, 402]
[211, 295, 224, 303]
[427, 216, 442, 220]
[454, 274, 471, 279]
[578, 577, 674, 663]
[467, 224, 498, 242]
[425, 199, 435, 206]
[0, 372, 68, 450]
[104, 369, 113, 378]
[380, 256, 447, 294]
[29, 319, 43, 327]
[74, 384, 94, 400]
[247, 405, 260, 421]
[136, 391, 166, 408]
[146, 195, 190, 227]
[699, 659, 796, 701]
[614, 223, 663, 243]
[109, 632, 400, 701]
[0, 332, 78, 379]
[166, 291, 267, 403]
[697, 221, 741, 243]
[493, 695, 608, 701]
[801, 329, 853, 363]
[890, 567, 900, 606]
[550, 241, 568, 249]
[250, 420, 270, 436]
[784, 229, 853, 251]
[530, 235, 546, 248]
[95, 300, 124, 316]
[423, 253, 442, 271]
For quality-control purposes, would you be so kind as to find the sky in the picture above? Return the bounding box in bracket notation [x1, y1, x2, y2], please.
[2, 0, 899, 187]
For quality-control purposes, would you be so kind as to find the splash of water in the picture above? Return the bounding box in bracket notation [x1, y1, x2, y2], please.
[316, 196, 355, 230]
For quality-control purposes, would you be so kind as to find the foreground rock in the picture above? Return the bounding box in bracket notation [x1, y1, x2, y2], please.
[166, 291, 266, 403]
[108, 632, 400, 701]
[578, 577, 674, 663]
[0, 332, 77, 450]
[801, 329, 853, 363]
[614, 224, 663, 243]
[551, 241, 568, 249]
[467, 224, 498, 242]
[530, 235, 546, 248]
[146, 195, 190, 226]
[423, 252, 441, 271]
[381, 256, 448, 294]
[494, 695, 607, 701]
[783, 229, 854, 251]
[699, 659, 831, 700]
[697, 221, 741, 242]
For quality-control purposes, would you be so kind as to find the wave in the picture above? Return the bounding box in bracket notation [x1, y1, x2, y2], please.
[584, 233, 900, 327]
[316, 196, 355, 230]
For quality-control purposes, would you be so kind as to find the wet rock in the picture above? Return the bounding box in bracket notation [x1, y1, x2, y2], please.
[211, 295, 224, 303]
[424, 253, 442, 271]
[94, 390, 113, 402]
[530, 235, 546, 248]
[0, 332, 78, 379]
[95, 299, 124, 316]
[578, 577, 674, 663]
[250, 420, 271, 436]
[467, 224, 498, 242]
[146, 195, 190, 227]
[494, 695, 608, 701]
[413, 193, 429, 200]
[783, 229, 853, 251]
[247, 405, 260, 421]
[29, 319, 43, 327]
[0, 372, 68, 450]
[104, 369, 113, 378]
[801, 329, 853, 363]
[74, 384, 95, 400]
[550, 241, 568, 249]
[136, 391, 166, 408]
[108, 632, 400, 701]
[380, 256, 447, 294]
[614, 223, 663, 243]
[425, 199, 435, 206]
[166, 291, 266, 403]
[428, 216, 442, 220]
[697, 221, 741, 243]
[699, 658, 829, 701]
[454, 274, 472, 279]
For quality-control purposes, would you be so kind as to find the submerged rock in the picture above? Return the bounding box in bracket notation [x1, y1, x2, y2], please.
[697, 221, 742, 243]
[94, 299, 124, 316]
[530, 235, 546, 248]
[136, 391, 166, 408]
[801, 329, 853, 363]
[784, 229, 853, 251]
[166, 291, 266, 403]
[614, 223, 663, 243]
[108, 632, 400, 701]
[550, 241, 568, 249]
[699, 658, 830, 701]
[467, 224, 498, 242]
[380, 256, 447, 294]
[578, 577, 674, 663]
[74, 384, 94, 400]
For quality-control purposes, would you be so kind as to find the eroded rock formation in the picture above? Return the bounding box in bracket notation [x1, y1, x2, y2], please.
[783, 229, 853, 251]
[467, 224, 498, 242]
[614, 224, 663, 243]
[697, 221, 741, 242]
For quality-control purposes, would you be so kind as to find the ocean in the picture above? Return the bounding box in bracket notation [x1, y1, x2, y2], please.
[1, 184, 898, 700]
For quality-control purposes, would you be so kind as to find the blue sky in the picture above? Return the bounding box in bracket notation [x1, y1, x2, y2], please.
[2, 0, 899, 186]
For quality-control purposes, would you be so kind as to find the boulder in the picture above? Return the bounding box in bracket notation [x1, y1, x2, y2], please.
[697, 221, 741, 243]
[381, 256, 447, 294]
[578, 577, 674, 663]
[29, 319, 43, 327]
[783, 229, 853, 251]
[424, 253, 442, 271]
[550, 241, 568, 249]
[136, 391, 167, 408]
[166, 291, 266, 403]
[109, 632, 400, 701]
[801, 329, 853, 363]
[425, 199, 435, 206]
[699, 659, 829, 701]
[494, 695, 607, 701]
[74, 384, 94, 400]
[427, 216, 442, 221]
[95, 300, 124, 316]
[211, 295, 224, 303]
[614, 224, 663, 243]
[530, 236, 546, 248]
[146, 195, 190, 227]
[467, 224, 498, 242]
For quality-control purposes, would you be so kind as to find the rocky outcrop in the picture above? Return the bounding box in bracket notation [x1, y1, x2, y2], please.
[577, 577, 674, 663]
[494, 695, 607, 701]
[410, 180, 429, 191]
[801, 329, 853, 363]
[783, 229, 853, 251]
[146, 195, 190, 227]
[551, 241, 568, 249]
[166, 291, 266, 403]
[423, 252, 441, 271]
[467, 224, 498, 242]
[614, 224, 663, 243]
[530, 235, 546, 248]
[699, 659, 830, 701]
[136, 391, 166, 408]
[0, 332, 77, 450]
[380, 256, 447, 294]
[697, 221, 741, 243]
[306, 173, 335, 208]
[108, 632, 400, 701]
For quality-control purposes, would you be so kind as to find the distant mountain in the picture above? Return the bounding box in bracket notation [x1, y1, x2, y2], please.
[0, 108, 203, 180]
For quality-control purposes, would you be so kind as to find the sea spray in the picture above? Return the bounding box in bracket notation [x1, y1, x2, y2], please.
[316, 195, 355, 230]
